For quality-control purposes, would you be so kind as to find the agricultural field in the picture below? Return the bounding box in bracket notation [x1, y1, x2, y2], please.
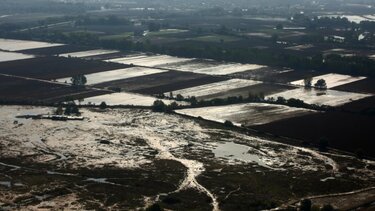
[18, 45, 96, 56]
[160, 59, 265, 75]
[144, 29, 189, 37]
[291, 73, 366, 89]
[200, 83, 295, 100]
[228, 67, 294, 81]
[58, 49, 120, 58]
[175, 103, 316, 126]
[0, 106, 374, 210]
[80, 92, 185, 106]
[0, 56, 128, 80]
[56, 67, 168, 85]
[266, 88, 372, 107]
[168, 79, 262, 99]
[106, 54, 193, 67]
[0, 38, 64, 51]
[0, 51, 34, 63]
[333, 78, 375, 94]
[189, 35, 241, 43]
[0, 75, 109, 103]
[94, 70, 226, 95]
[253, 110, 375, 156]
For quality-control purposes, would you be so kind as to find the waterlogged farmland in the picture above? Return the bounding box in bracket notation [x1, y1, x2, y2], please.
[167, 79, 262, 99]
[0, 106, 374, 210]
[267, 88, 371, 106]
[160, 59, 265, 75]
[176, 103, 316, 126]
[106, 54, 193, 67]
[59, 49, 120, 58]
[291, 73, 366, 89]
[80, 92, 186, 106]
[0, 38, 64, 51]
[56, 67, 168, 85]
[0, 51, 34, 63]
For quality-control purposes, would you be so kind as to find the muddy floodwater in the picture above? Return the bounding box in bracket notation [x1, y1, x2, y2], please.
[0, 106, 374, 210]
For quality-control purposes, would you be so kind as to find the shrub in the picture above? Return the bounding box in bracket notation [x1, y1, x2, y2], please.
[224, 120, 234, 127]
[99, 101, 107, 109]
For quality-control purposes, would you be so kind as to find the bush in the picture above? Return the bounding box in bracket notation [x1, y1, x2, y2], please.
[300, 198, 312, 211]
[152, 100, 166, 112]
[64, 103, 80, 115]
[320, 204, 334, 211]
[146, 203, 163, 211]
[314, 79, 327, 90]
[99, 101, 107, 109]
[224, 120, 234, 127]
[176, 94, 184, 101]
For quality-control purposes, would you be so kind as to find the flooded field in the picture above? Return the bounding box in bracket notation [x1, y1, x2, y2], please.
[0, 38, 64, 51]
[59, 49, 119, 58]
[160, 59, 265, 75]
[267, 87, 372, 106]
[175, 103, 316, 126]
[0, 56, 127, 80]
[0, 106, 374, 210]
[106, 54, 193, 67]
[0, 51, 34, 63]
[80, 92, 184, 106]
[167, 79, 262, 99]
[56, 67, 168, 85]
[93, 70, 226, 95]
[320, 15, 375, 23]
[291, 73, 366, 89]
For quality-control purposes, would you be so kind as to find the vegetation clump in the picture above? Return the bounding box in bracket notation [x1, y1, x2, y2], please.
[71, 74, 87, 86]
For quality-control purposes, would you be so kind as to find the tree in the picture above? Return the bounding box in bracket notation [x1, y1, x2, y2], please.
[152, 100, 166, 112]
[320, 204, 334, 211]
[224, 120, 234, 127]
[176, 94, 184, 101]
[304, 77, 312, 88]
[189, 96, 198, 106]
[71, 74, 87, 86]
[300, 199, 312, 211]
[64, 102, 80, 115]
[146, 203, 163, 211]
[99, 101, 107, 110]
[314, 79, 327, 90]
[276, 96, 287, 104]
[276, 23, 284, 30]
[55, 104, 64, 115]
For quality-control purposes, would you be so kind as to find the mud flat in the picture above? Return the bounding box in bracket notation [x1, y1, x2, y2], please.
[0, 106, 374, 210]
